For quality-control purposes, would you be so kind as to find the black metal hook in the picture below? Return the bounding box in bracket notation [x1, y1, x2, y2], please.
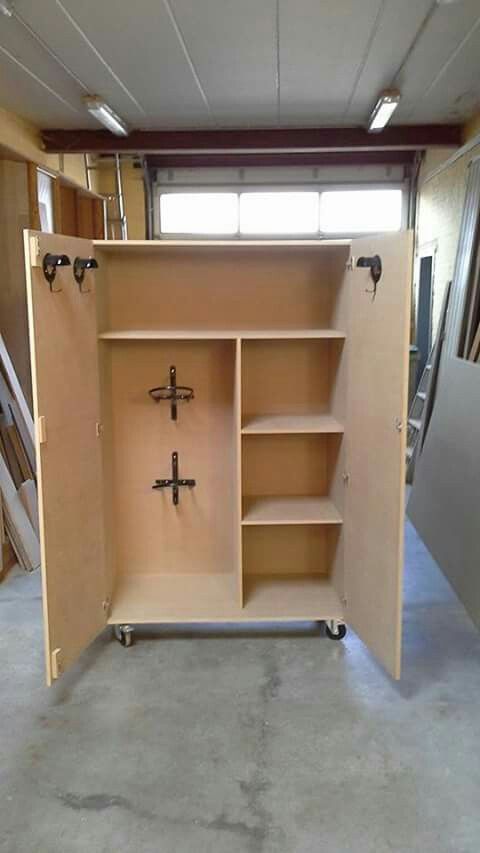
[148, 365, 194, 421]
[73, 256, 98, 293]
[357, 254, 382, 299]
[42, 253, 70, 292]
[152, 451, 196, 506]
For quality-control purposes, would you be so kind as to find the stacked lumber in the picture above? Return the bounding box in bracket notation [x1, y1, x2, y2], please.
[0, 335, 39, 573]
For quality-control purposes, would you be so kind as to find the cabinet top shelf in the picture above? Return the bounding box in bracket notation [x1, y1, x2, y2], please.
[99, 329, 346, 341]
[94, 239, 351, 251]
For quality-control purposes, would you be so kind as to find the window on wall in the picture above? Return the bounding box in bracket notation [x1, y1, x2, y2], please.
[158, 187, 404, 238]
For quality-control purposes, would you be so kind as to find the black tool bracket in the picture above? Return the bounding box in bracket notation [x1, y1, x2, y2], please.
[153, 452, 196, 506]
[42, 253, 71, 292]
[73, 256, 98, 292]
[356, 254, 382, 299]
[149, 366, 194, 421]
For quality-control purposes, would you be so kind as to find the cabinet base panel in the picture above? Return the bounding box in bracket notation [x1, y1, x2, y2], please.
[109, 573, 344, 624]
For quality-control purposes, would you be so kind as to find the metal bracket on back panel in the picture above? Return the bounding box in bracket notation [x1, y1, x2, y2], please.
[149, 366, 194, 421]
[152, 451, 196, 506]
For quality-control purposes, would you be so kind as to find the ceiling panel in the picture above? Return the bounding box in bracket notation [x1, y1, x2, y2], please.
[0, 0, 479, 132]
[14, 0, 212, 128]
[344, 0, 432, 123]
[171, 0, 278, 126]
[56, 0, 212, 127]
[12, 0, 146, 123]
[393, 0, 480, 123]
[0, 49, 91, 128]
[407, 18, 480, 125]
[278, 0, 383, 124]
[0, 12, 85, 120]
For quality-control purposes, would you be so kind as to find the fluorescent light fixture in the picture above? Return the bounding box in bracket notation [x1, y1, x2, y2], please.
[83, 96, 129, 137]
[368, 89, 401, 133]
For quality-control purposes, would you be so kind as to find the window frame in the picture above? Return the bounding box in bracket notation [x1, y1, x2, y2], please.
[153, 181, 409, 240]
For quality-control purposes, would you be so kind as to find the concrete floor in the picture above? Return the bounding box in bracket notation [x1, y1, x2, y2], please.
[1, 516, 480, 853]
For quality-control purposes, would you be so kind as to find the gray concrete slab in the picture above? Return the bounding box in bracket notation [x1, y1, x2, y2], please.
[1, 516, 480, 853]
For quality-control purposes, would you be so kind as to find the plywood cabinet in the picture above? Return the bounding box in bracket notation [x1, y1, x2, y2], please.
[24, 231, 412, 683]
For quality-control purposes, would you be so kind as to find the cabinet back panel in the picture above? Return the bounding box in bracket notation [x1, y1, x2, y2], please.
[108, 340, 236, 576]
[242, 433, 341, 497]
[101, 247, 345, 331]
[242, 339, 343, 418]
[243, 525, 333, 576]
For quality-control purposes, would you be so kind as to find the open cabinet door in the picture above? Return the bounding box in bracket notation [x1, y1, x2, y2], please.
[344, 231, 412, 679]
[24, 231, 107, 684]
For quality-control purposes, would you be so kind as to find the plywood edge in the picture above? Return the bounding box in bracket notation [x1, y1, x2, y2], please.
[242, 496, 343, 525]
[94, 239, 352, 250]
[23, 229, 52, 683]
[241, 414, 344, 434]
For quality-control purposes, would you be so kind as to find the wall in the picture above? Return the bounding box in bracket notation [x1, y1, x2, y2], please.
[415, 119, 480, 339]
[0, 160, 32, 406]
[0, 106, 98, 192]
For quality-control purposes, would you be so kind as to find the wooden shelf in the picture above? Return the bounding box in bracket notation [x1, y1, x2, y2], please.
[109, 573, 240, 623]
[242, 496, 343, 525]
[242, 414, 344, 434]
[243, 575, 344, 620]
[108, 572, 344, 623]
[94, 238, 351, 250]
[99, 329, 346, 341]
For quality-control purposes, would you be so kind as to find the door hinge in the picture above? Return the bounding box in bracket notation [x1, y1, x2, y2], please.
[29, 235, 41, 267]
[51, 647, 62, 680]
[342, 471, 350, 485]
[346, 256, 355, 271]
[38, 415, 47, 444]
[96, 422, 103, 438]
[102, 597, 111, 616]
[395, 417, 403, 432]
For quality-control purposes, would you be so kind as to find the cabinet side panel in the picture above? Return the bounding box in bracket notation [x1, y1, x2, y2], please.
[345, 231, 412, 679]
[24, 231, 107, 683]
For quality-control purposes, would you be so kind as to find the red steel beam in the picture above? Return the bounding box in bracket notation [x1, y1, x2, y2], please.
[41, 125, 462, 154]
[145, 150, 415, 169]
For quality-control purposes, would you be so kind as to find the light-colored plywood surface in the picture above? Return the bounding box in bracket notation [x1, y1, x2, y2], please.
[242, 524, 338, 576]
[241, 414, 344, 433]
[243, 575, 344, 619]
[99, 246, 346, 332]
[99, 329, 346, 340]
[234, 339, 243, 606]
[344, 231, 412, 680]
[108, 340, 236, 577]
[242, 433, 340, 498]
[109, 572, 344, 622]
[95, 239, 351, 250]
[241, 338, 344, 420]
[24, 231, 107, 683]
[242, 496, 342, 525]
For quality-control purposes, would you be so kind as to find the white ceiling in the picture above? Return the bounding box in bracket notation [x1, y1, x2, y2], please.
[0, 0, 479, 131]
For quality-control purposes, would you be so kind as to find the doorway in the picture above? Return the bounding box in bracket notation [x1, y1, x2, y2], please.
[416, 255, 433, 385]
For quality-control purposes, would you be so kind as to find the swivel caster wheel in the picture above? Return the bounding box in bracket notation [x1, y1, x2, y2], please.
[325, 620, 347, 641]
[114, 624, 134, 647]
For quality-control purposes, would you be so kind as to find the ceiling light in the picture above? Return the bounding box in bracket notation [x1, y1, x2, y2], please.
[83, 96, 129, 137]
[368, 89, 401, 133]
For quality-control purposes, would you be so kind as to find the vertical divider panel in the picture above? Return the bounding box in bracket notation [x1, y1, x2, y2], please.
[234, 338, 243, 607]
